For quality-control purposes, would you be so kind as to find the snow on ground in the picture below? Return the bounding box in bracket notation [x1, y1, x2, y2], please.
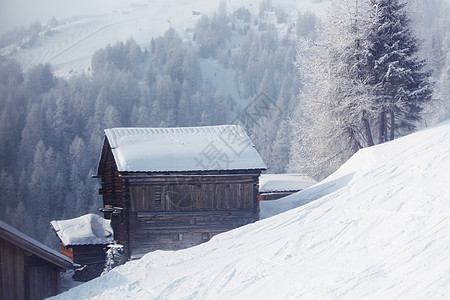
[52, 119, 450, 299]
[1, 0, 330, 77]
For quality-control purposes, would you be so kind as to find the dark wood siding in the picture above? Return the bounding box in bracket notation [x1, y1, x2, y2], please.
[126, 174, 259, 256]
[98, 139, 127, 247]
[27, 264, 60, 300]
[71, 245, 107, 265]
[129, 210, 257, 254]
[129, 181, 256, 212]
[0, 237, 62, 300]
[0, 237, 25, 300]
[99, 145, 123, 208]
[60, 243, 106, 266]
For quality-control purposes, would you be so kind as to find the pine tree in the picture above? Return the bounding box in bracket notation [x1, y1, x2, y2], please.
[367, 0, 433, 142]
[28, 140, 50, 238]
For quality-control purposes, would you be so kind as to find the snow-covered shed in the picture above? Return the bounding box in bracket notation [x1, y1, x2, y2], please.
[94, 125, 266, 258]
[0, 220, 74, 300]
[259, 174, 317, 200]
[50, 214, 114, 266]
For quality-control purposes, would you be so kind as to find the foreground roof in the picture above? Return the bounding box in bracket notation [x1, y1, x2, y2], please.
[103, 125, 267, 173]
[50, 214, 114, 246]
[0, 219, 73, 269]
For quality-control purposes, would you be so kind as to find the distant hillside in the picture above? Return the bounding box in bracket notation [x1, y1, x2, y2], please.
[0, 0, 330, 77]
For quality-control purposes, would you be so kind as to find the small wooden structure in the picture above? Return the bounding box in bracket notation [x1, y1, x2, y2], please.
[258, 174, 316, 201]
[94, 125, 266, 258]
[50, 214, 114, 266]
[0, 220, 74, 300]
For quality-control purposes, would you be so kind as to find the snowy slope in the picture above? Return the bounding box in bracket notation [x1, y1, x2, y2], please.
[53, 120, 450, 299]
[1, 0, 330, 77]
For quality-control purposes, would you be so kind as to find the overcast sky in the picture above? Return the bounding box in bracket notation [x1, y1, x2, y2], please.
[0, 0, 127, 34]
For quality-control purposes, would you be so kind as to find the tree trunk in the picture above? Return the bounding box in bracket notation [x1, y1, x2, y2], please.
[362, 110, 374, 146]
[378, 109, 386, 143]
[347, 127, 362, 151]
[389, 110, 395, 141]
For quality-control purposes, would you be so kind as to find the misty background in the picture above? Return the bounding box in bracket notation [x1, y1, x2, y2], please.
[0, 0, 126, 34]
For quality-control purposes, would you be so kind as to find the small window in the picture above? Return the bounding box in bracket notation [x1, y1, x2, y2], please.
[202, 232, 211, 241]
[154, 186, 162, 211]
[173, 233, 183, 241]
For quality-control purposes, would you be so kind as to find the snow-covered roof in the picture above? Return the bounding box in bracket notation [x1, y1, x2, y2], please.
[104, 125, 267, 172]
[0, 219, 74, 269]
[50, 214, 114, 246]
[259, 174, 317, 193]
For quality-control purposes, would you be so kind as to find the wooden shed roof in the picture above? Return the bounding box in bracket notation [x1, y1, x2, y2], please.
[0, 220, 74, 270]
[259, 174, 317, 193]
[102, 125, 267, 173]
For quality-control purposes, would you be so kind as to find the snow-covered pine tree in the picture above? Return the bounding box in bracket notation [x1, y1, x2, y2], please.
[367, 0, 433, 142]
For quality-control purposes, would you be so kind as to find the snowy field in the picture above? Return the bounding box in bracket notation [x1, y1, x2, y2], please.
[1, 0, 330, 77]
[52, 119, 450, 299]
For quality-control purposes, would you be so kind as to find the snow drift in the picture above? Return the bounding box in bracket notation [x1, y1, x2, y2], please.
[53, 119, 450, 299]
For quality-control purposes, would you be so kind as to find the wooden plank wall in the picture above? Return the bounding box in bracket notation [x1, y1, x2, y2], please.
[99, 145, 127, 246]
[27, 265, 60, 300]
[0, 237, 25, 300]
[129, 210, 257, 255]
[100, 147, 123, 208]
[72, 245, 107, 265]
[126, 175, 260, 256]
[128, 177, 257, 212]
[0, 238, 61, 300]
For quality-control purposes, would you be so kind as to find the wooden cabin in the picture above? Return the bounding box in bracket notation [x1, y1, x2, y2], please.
[0, 220, 74, 300]
[50, 214, 114, 266]
[258, 174, 317, 201]
[94, 125, 266, 259]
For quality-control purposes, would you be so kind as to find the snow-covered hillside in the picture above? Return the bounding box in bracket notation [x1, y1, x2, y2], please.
[0, 0, 329, 77]
[53, 119, 450, 299]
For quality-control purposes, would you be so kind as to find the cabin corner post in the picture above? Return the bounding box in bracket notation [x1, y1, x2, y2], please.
[122, 178, 131, 259]
[254, 174, 261, 220]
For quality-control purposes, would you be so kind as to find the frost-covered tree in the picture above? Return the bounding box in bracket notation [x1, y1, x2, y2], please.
[290, 0, 433, 178]
[290, 0, 374, 178]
